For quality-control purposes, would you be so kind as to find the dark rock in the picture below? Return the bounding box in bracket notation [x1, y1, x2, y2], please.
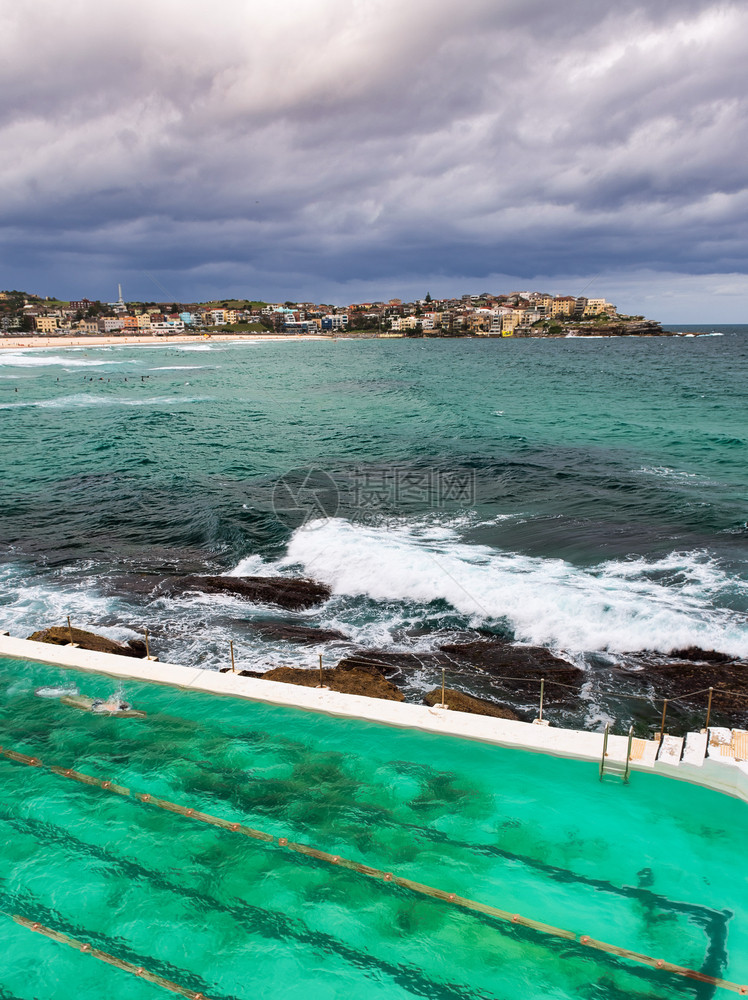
[218, 667, 265, 677]
[168, 575, 332, 611]
[336, 641, 583, 709]
[668, 646, 733, 664]
[27, 626, 148, 659]
[526, 321, 670, 338]
[249, 622, 348, 644]
[423, 687, 521, 720]
[439, 638, 576, 673]
[624, 654, 748, 719]
[257, 665, 405, 701]
[336, 649, 448, 679]
[439, 638, 582, 706]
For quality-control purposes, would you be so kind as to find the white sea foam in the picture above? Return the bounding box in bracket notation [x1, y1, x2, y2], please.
[0, 394, 212, 410]
[0, 352, 125, 368]
[148, 366, 209, 371]
[229, 553, 285, 577]
[0, 569, 116, 633]
[276, 518, 748, 657]
[635, 465, 707, 485]
[35, 685, 80, 698]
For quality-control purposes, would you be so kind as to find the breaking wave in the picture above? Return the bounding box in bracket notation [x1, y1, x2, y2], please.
[0, 352, 126, 368]
[0, 394, 214, 410]
[271, 518, 748, 658]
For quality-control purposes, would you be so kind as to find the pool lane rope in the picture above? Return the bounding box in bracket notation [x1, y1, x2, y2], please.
[1, 743, 745, 996]
[7, 914, 210, 1000]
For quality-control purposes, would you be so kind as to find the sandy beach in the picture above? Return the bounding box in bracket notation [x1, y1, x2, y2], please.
[0, 332, 330, 350]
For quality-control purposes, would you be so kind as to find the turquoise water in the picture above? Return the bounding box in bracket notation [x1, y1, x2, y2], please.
[0, 332, 747, 727]
[0, 656, 746, 999]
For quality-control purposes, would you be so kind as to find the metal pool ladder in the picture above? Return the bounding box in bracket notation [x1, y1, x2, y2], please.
[599, 724, 634, 783]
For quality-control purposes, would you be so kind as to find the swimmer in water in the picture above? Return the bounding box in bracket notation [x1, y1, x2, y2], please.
[91, 697, 133, 714]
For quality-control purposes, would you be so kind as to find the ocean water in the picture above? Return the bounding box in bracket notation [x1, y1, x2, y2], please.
[0, 328, 747, 727]
[0, 656, 746, 999]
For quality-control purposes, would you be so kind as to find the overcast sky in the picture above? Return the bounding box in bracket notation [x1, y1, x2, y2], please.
[2, 0, 747, 319]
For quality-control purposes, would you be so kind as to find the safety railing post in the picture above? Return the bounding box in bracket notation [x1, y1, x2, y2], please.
[230, 640, 235, 674]
[657, 699, 668, 741]
[599, 723, 609, 780]
[624, 725, 634, 783]
[539, 678, 545, 722]
[704, 687, 714, 732]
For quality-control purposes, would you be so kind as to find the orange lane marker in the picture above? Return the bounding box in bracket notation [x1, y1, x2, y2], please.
[11, 915, 211, 999]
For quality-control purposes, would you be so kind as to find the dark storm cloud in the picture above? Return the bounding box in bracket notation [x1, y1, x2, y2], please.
[1, 0, 747, 309]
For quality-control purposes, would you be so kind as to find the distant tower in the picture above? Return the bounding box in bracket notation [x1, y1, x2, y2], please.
[110, 283, 127, 314]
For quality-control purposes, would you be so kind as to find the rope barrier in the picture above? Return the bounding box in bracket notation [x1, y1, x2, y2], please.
[7, 914, 211, 1000]
[346, 656, 748, 705]
[1, 743, 745, 995]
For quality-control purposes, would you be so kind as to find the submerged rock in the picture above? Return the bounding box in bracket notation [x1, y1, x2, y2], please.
[254, 665, 405, 701]
[27, 626, 148, 659]
[248, 622, 349, 644]
[423, 687, 521, 720]
[168, 575, 332, 611]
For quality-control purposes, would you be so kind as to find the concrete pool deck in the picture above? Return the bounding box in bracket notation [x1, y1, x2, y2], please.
[1, 632, 747, 804]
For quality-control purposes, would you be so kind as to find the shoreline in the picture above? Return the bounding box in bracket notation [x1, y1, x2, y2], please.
[0, 333, 330, 350]
[0, 329, 713, 351]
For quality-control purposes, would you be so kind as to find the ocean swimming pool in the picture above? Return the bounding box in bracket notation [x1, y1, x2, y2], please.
[0, 655, 746, 999]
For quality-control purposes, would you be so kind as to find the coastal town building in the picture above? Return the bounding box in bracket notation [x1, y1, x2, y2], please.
[73, 320, 99, 335]
[321, 314, 348, 331]
[99, 317, 124, 332]
[2, 288, 626, 340]
[35, 315, 59, 334]
[551, 296, 577, 317]
[584, 298, 616, 317]
[68, 299, 91, 312]
[151, 319, 185, 334]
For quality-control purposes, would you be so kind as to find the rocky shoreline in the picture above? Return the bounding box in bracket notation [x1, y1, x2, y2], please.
[514, 320, 675, 338]
[27, 573, 748, 733]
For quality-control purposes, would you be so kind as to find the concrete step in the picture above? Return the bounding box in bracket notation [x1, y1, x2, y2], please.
[629, 737, 658, 768]
[682, 731, 708, 767]
[707, 727, 733, 758]
[658, 735, 684, 765]
[710, 729, 748, 762]
[732, 730, 748, 762]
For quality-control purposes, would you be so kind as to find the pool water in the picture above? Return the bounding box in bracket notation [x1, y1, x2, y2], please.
[0, 656, 746, 1000]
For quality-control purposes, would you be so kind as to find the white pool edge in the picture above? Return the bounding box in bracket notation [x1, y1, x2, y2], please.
[2, 633, 746, 803]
